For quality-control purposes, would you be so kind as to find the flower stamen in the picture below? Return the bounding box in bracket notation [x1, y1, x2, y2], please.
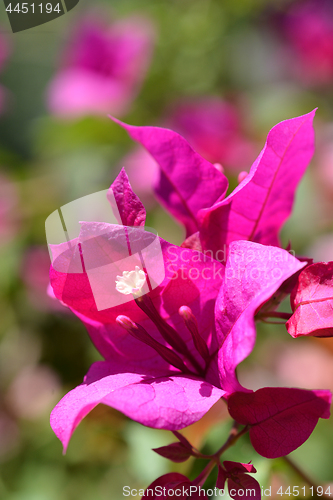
[135, 295, 205, 375]
[116, 266, 146, 297]
[179, 306, 211, 365]
[116, 315, 194, 375]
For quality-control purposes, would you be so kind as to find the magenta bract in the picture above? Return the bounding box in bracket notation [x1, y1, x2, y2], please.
[228, 387, 332, 458]
[51, 361, 224, 453]
[107, 167, 146, 227]
[167, 97, 257, 172]
[199, 110, 316, 255]
[110, 117, 229, 237]
[227, 476, 261, 500]
[111, 112, 316, 260]
[287, 261, 333, 337]
[142, 473, 208, 500]
[217, 462, 260, 500]
[152, 442, 194, 463]
[215, 241, 305, 395]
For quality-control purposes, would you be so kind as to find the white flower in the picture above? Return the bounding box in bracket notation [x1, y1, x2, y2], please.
[115, 266, 146, 295]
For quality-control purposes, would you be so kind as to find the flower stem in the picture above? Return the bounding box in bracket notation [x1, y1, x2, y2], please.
[283, 456, 318, 488]
[191, 460, 217, 487]
[213, 422, 249, 459]
[259, 311, 292, 320]
[174, 422, 250, 490]
[193, 421, 250, 462]
[283, 456, 331, 499]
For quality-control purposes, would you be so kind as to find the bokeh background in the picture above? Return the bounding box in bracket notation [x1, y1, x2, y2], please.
[0, 0, 333, 498]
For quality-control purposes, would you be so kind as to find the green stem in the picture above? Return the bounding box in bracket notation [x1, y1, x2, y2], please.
[213, 422, 249, 459]
[259, 311, 292, 320]
[260, 319, 288, 325]
[186, 422, 250, 490]
[191, 460, 217, 487]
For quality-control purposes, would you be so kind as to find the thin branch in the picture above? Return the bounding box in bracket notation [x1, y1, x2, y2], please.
[258, 311, 292, 321]
[193, 421, 250, 462]
[191, 460, 217, 487]
[282, 456, 331, 498]
[283, 456, 318, 487]
[260, 319, 288, 325]
[214, 423, 249, 459]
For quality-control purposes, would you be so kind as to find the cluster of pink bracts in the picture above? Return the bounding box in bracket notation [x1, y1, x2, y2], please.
[49, 110, 332, 498]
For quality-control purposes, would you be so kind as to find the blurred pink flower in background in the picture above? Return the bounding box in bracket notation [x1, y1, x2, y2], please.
[21, 246, 68, 312]
[47, 14, 155, 118]
[118, 98, 257, 206]
[0, 32, 10, 114]
[316, 138, 333, 199]
[284, 0, 333, 85]
[167, 98, 257, 173]
[275, 342, 333, 393]
[307, 234, 333, 263]
[238, 337, 333, 394]
[6, 365, 61, 420]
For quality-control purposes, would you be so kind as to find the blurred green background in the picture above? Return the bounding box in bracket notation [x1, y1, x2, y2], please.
[0, 0, 333, 498]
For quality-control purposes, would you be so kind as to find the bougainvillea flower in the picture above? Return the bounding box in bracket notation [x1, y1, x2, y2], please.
[217, 462, 260, 500]
[228, 387, 331, 459]
[49, 171, 305, 452]
[21, 246, 68, 312]
[141, 473, 208, 500]
[167, 98, 257, 173]
[283, 0, 333, 86]
[47, 15, 154, 118]
[286, 261, 333, 338]
[49, 173, 225, 451]
[112, 111, 316, 256]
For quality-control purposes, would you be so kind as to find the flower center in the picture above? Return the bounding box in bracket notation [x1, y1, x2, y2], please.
[115, 266, 146, 296]
[116, 274, 210, 376]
